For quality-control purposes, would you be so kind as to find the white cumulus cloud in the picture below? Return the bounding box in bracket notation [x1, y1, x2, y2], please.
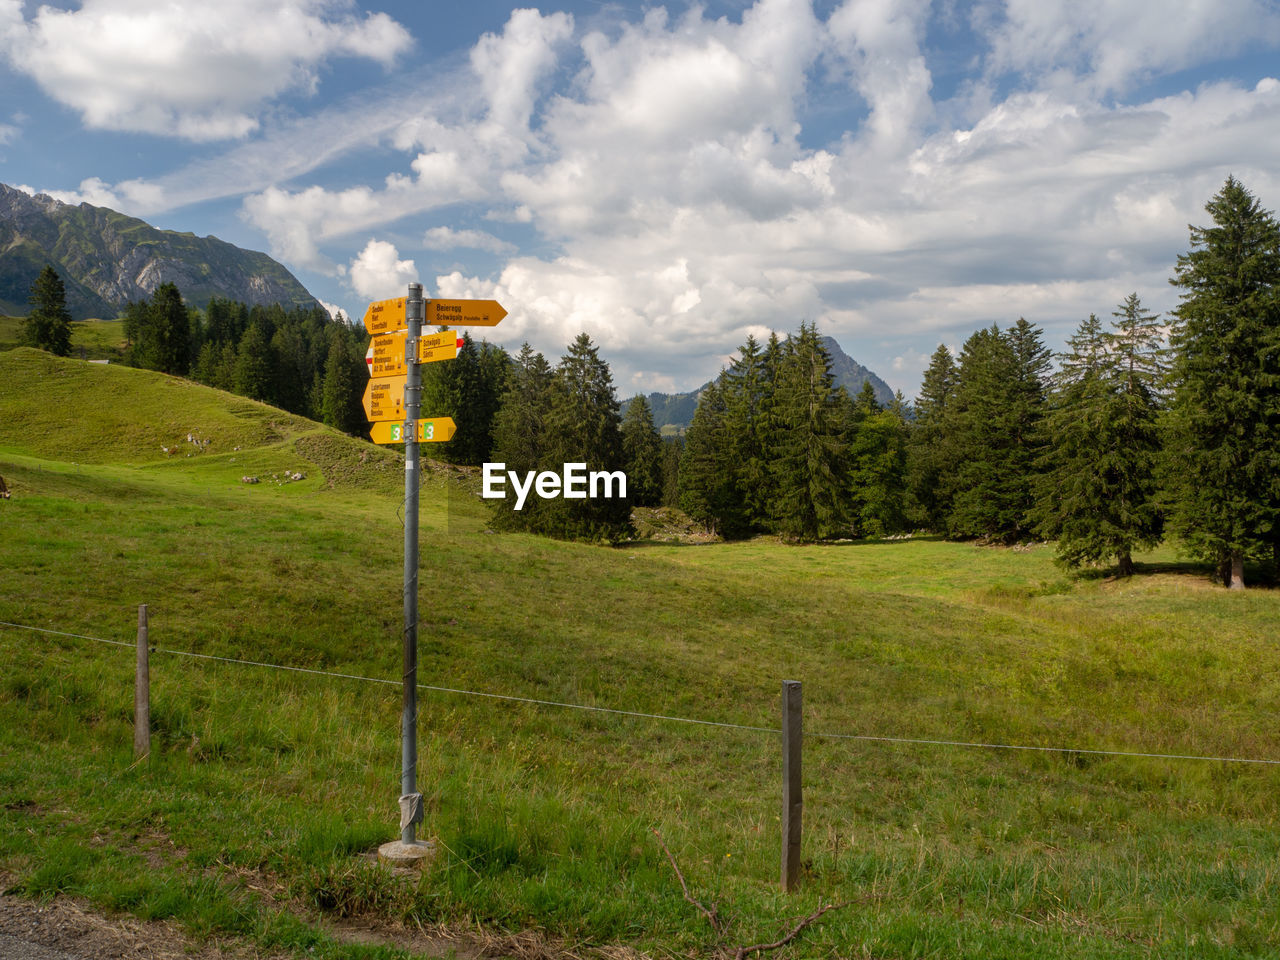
[349, 239, 417, 300]
[0, 0, 412, 140]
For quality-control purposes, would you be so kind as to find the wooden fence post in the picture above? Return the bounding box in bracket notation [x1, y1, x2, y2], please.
[781, 679, 802, 892]
[134, 604, 150, 759]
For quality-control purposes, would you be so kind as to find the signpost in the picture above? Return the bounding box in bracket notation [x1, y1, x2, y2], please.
[368, 330, 461, 377]
[363, 376, 407, 423]
[367, 284, 504, 868]
[368, 417, 456, 444]
[426, 298, 507, 327]
[362, 296, 407, 336]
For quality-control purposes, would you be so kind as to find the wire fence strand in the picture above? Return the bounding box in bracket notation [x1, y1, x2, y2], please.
[4, 617, 1279, 767]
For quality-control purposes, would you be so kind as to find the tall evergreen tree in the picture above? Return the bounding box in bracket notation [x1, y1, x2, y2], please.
[540, 334, 632, 541]
[660, 436, 684, 509]
[320, 322, 365, 434]
[232, 321, 275, 403]
[22, 265, 73, 356]
[847, 384, 909, 537]
[678, 379, 742, 534]
[771, 323, 848, 540]
[1034, 305, 1165, 575]
[906, 343, 959, 530]
[1005, 317, 1052, 533]
[621, 394, 664, 507]
[1167, 177, 1280, 588]
[947, 323, 1046, 541]
[126, 282, 190, 374]
[720, 335, 772, 530]
[490, 344, 555, 532]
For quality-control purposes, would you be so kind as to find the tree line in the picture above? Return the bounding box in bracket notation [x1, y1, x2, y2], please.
[18, 272, 371, 434]
[679, 176, 1280, 589]
[127, 288, 371, 434]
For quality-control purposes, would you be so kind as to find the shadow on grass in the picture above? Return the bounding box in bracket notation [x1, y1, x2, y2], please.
[1070, 558, 1279, 589]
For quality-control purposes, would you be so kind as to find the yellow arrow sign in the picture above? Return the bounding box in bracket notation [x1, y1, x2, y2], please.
[427, 299, 506, 327]
[369, 417, 457, 445]
[418, 329, 461, 364]
[369, 332, 412, 377]
[363, 296, 407, 336]
[369, 330, 461, 377]
[362, 375, 407, 422]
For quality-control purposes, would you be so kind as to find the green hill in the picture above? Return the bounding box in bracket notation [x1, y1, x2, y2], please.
[0, 348, 404, 492]
[2, 350, 1279, 959]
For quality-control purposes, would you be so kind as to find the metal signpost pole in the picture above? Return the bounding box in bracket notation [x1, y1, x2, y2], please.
[401, 282, 423, 847]
[367, 286, 500, 865]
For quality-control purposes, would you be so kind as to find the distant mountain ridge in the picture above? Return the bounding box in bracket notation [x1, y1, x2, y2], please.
[0, 183, 320, 319]
[635, 334, 896, 434]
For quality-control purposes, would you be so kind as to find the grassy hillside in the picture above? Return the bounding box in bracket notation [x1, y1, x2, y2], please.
[0, 316, 128, 360]
[2, 351, 1280, 959]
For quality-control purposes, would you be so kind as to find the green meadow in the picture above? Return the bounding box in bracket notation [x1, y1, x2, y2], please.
[0, 314, 128, 360]
[2, 347, 1280, 959]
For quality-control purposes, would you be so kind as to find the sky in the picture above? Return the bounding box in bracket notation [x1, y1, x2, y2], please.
[2, 0, 1279, 398]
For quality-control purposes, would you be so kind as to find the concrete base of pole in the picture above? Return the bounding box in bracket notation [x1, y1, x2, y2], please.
[377, 839, 435, 868]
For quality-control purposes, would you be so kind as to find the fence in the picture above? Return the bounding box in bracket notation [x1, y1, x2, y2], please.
[4, 612, 1280, 893]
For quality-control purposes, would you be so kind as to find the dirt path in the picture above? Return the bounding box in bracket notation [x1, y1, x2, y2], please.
[0, 888, 280, 959]
[0, 884, 646, 960]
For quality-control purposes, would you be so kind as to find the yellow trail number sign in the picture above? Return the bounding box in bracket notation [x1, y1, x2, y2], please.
[369, 417, 457, 445]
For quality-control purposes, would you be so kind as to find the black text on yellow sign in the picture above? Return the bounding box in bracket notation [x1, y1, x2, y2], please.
[362, 296, 407, 336]
[362, 375, 407, 422]
[368, 330, 460, 377]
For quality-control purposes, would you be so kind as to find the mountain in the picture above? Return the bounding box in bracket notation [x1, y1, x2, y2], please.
[818, 336, 895, 407]
[632, 334, 897, 434]
[0, 183, 320, 319]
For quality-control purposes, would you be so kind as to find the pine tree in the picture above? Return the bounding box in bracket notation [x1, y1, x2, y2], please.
[771, 323, 848, 540]
[22, 265, 73, 356]
[720, 335, 772, 530]
[660, 436, 684, 508]
[906, 344, 959, 531]
[320, 322, 364, 434]
[678, 380, 740, 534]
[1034, 307, 1164, 575]
[540, 333, 632, 541]
[233, 322, 276, 403]
[150, 282, 190, 375]
[1005, 317, 1052, 536]
[1166, 177, 1280, 588]
[847, 384, 909, 537]
[621, 394, 664, 507]
[490, 344, 555, 532]
[126, 283, 190, 374]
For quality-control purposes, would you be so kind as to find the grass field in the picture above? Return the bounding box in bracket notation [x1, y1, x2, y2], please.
[3, 347, 1280, 959]
[0, 314, 128, 360]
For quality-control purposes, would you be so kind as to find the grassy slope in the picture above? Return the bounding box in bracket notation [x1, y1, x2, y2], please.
[2, 348, 1280, 959]
[0, 315, 128, 360]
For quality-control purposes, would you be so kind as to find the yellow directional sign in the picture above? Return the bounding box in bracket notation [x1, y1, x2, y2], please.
[417, 329, 461, 364]
[427, 299, 506, 327]
[369, 332, 412, 377]
[369, 417, 457, 445]
[362, 375, 407, 422]
[369, 330, 461, 376]
[363, 296, 407, 336]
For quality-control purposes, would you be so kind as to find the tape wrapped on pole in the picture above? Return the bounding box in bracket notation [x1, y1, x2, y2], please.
[399, 792, 424, 831]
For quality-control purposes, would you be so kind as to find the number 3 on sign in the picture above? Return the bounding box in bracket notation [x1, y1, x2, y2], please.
[423, 422, 434, 440]
[390, 423, 403, 442]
